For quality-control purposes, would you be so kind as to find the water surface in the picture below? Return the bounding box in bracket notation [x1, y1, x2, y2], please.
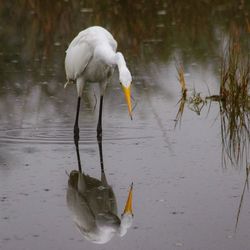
[1, 1, 250, 250]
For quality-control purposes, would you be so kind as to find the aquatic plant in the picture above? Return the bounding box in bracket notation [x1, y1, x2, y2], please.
[174, 63, 187, 128]
[175, 31, 250, 168]
[176, 62, 187, 98]
[175, 63, 206, 127]
[219, 33, 250, 167]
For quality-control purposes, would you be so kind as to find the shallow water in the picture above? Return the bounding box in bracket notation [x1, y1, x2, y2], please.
[1, 2, 250, 250]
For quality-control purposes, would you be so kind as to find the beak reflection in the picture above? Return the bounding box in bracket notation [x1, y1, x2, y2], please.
[67, 135, 134, 244]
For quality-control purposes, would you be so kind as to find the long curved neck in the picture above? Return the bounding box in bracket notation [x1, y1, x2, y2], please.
[114, 52, 131, 87]
[96, 44, 127, 71]
[95, 45, 130, 85]
[115, 52, 127, 71]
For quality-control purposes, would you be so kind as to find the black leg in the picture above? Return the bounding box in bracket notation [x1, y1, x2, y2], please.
[97, 95, 103, 137]
[75, 142, 82, 173]
[74, 97, 82, 173]
[74, 97, 81, 141]
[97, 134, 104, 173]
[97, 134, 108, 186]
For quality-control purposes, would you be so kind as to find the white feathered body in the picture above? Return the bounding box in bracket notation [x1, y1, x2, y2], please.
[65, 26, 119, 95]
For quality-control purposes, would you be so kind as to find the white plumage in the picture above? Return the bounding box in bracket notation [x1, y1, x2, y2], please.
[64, 26, 133, 137]
[65, 26, 132, 94]
[64, 28, 134, 243]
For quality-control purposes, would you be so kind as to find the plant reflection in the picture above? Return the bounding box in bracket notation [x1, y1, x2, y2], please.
[235, 165, 250, 232]
[175, 62, 206, 127]
[175, 84, 249, 170]
[175, 32, 250, 169]
[66, 136, 134, 244]
[218, 33, 250, 168]
[175, 35, 250, 231]
[174, 95, 186, 129]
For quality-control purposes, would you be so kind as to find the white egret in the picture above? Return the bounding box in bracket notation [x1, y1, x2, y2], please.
[65, 26, 133, 140]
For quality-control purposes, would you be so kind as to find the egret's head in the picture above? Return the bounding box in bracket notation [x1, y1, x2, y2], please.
[120, 68, 132, 120]
[119, 213, 133, 237]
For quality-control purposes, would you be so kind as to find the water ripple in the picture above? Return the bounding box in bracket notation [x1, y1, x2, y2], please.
[0, 126, 152, 145]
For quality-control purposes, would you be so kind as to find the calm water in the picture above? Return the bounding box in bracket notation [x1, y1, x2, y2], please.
[1, 1, 250, 250]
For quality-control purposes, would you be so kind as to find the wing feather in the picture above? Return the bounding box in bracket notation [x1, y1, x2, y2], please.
[65, 26, 117, 81]
[65, 40, 92, 80]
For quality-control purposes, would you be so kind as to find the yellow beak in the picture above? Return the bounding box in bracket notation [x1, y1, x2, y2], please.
[122, 85, 133, 120]
[122, 183, 133, 216]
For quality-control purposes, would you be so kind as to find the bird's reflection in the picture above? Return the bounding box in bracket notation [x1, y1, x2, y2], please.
[67, 136, 133, 244]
